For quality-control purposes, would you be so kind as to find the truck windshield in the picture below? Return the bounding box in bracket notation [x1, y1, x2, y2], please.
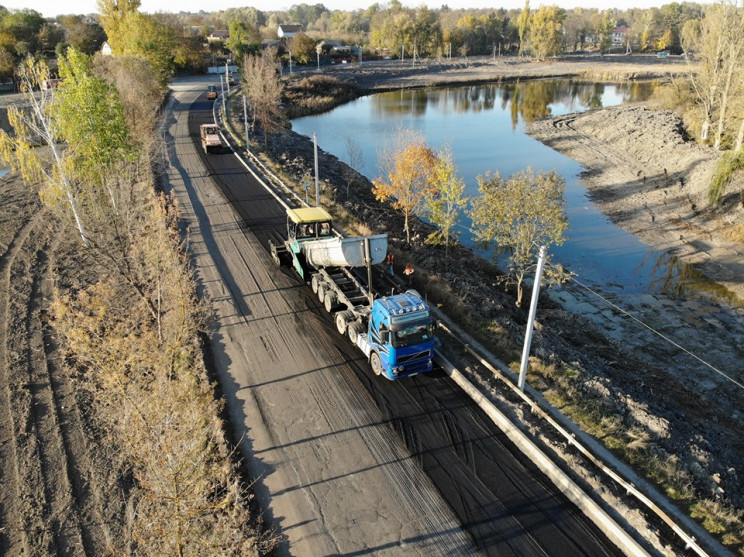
[391, 320, 434, 348]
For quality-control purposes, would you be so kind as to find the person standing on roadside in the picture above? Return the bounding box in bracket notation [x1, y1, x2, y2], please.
[386, 253, 395, 276]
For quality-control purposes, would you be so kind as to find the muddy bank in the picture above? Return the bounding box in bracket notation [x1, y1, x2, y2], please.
[528, 105, 744, 300]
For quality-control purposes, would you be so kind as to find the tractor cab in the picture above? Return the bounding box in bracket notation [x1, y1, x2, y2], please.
[287, 207, 333, 243]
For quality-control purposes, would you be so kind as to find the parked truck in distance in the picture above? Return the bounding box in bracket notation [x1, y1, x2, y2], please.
[206, 84, 217, 100]
[269, 207, 435, 379]
[200, 124, 222, 154]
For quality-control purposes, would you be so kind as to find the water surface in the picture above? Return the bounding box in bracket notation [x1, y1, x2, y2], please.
[292, 80, 701, 298]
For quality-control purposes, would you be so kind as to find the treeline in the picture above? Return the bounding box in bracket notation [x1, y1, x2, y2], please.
[0, 30, 274, 557]
[0, 0, 716, 80]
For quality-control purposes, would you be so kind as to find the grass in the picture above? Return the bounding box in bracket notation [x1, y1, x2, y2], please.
[282, 75, 361, 119]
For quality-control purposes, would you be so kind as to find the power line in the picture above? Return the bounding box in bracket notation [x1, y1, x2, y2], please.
[570, 276, 744, 391]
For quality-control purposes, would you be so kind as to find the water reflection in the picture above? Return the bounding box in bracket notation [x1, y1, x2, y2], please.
[370, 80, 656, 129]
[651, 252, 740, 305]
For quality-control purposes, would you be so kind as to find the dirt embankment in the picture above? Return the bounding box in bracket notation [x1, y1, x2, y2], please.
[528, 106, 744, 299]
[291, 53, 690, 92]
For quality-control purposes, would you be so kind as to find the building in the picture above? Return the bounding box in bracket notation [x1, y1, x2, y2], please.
[207, 30, 230, 43]
[612, 26, 629, 45]
[277, 24, 302, 39]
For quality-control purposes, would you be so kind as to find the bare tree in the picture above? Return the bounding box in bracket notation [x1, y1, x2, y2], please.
[343, 136, 364, 200]
[242, 48, 284, 141]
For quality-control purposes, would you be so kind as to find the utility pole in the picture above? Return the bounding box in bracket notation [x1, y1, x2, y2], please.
[225, 60, 230, 94]
[220, 75, 225, 113]
[518, 245, 547, 391]
[313, 132, 320, 206]
[243, 95, 249, 155]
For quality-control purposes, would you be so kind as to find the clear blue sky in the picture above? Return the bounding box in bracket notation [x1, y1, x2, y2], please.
[7, 0, 685, 18]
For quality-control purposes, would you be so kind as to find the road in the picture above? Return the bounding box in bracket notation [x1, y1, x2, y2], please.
[162, 76, 627, 556]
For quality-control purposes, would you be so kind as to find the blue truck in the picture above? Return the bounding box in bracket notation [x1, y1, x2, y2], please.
[269, 207, 434, 379]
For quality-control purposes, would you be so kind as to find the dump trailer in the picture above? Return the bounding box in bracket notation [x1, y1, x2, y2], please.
[200, 124, 222, 154]
[269, 207, 434, 379]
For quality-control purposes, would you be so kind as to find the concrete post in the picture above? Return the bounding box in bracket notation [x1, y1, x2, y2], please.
[518, 245, 547, 391]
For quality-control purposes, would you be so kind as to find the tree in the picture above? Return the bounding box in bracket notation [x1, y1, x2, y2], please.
[373, 129, 438, 244]
[0, 56, 89, 246]
[99, 0, 174, 89]
[688, 1, 744, 148]
[424, 146, 467, 259]
[225, 19, 261, 66]
[59, 15, 106, 55]
[289, 32, 317, 64]
[710, 2, 744, 151]
[517, 0, 530, 55]
[469, 168, 568, 306]
[596, 10, 615, 54]
[242, 49, 284, 141]
[530, 5, 566, 60]
[0, 8, 44, 56]
[56, 48, 134, 189]
[343, 136, 364, 200]
[93, 54, 163, 146]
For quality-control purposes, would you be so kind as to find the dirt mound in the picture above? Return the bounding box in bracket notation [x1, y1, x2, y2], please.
[529, 105, 744, 299]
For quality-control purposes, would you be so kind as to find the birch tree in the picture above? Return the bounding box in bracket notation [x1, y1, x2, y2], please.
[469, 168, 568, 307]
[0, 56, 89, 246]
[687, 1, 744, 145]
[711, 2, 744, 150]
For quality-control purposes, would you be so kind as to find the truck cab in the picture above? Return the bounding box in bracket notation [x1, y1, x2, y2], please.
[364, 291, 434, 379]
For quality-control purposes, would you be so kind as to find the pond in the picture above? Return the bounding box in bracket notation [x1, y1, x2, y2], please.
[291, 79, 708, 299]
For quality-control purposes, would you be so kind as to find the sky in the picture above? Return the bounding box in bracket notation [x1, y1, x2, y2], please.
[4, 0, 682, 18]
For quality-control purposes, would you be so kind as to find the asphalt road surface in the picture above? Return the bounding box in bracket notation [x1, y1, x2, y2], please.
[162, 76, 627, 557]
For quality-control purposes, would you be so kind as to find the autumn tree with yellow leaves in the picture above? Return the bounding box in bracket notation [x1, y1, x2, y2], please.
[373, 129, 438, 244]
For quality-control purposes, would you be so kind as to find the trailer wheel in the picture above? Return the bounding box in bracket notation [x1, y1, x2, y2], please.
[324, 291, 338, 313]
[317, 284, 326, 304]
[311, 274, 321, 294]
[348, 321, 363, 344]
[335, 311, 353, 335]
[370, 352, 383, 376]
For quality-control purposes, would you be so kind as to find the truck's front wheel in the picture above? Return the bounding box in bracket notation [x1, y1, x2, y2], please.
[370, 352, 383, 376]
